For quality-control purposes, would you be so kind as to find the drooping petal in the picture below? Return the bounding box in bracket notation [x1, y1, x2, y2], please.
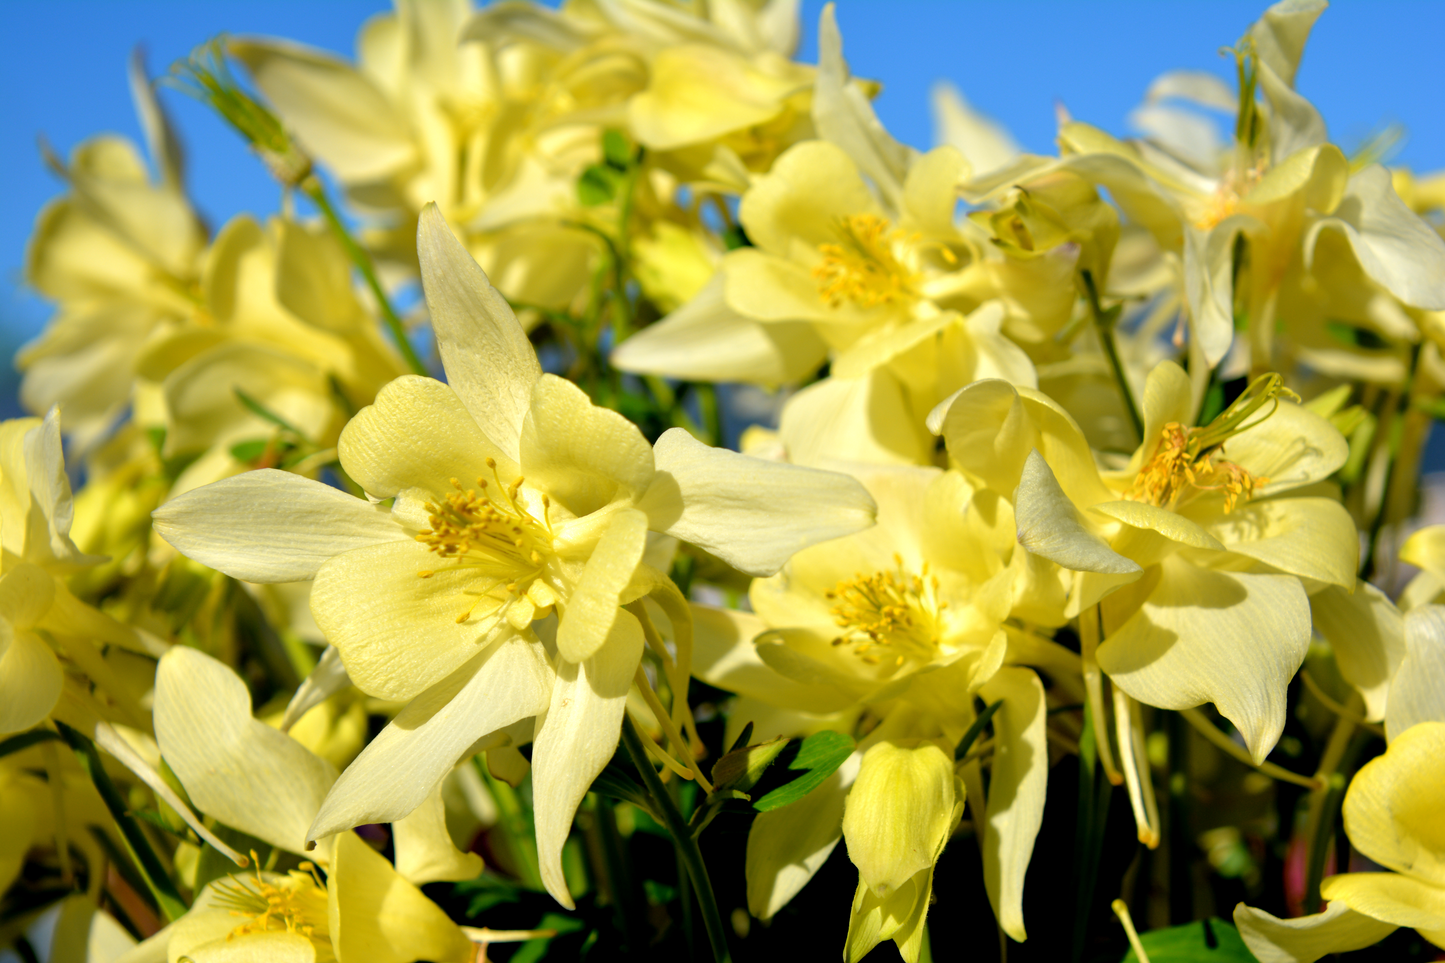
[747, 750, 861, 919]
[531, 610, 643, 908]
[519, 374, 655, 518]
[844, 866, 932, 963]
[281, 646, 352, 733]
[417, 204, 542, 460]
[841, 741, 955, 898]
[779, 370, 930, 467]
[155, 647, 337, 857]
[640, 428, 876, 577]
[978, 667, 1048, 943]
[1097, 558, 1311, 762]
[152, 469, 402, 583]
[557, 509, 649, 664]
[1015, 451, 1142, 578]
[391, 781, 484, 886]
[1312, 582, 1404, 723]
[1340, 721, 1445, 886]
[329, 830, 475, 963]
[307, 636, 552, 841]
[337, 375, 517, 499]
[1234, 900, 1397, 963]
[1386, 608, 1445, 740]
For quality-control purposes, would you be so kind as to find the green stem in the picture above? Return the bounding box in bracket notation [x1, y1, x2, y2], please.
[476, 759, 544, 891]
[301, 177, 427, 376]
[55, 722, 187, 922]
[620, 714, 731, 963]
[1071, 699, 1112, 963]
[1304, 772, 1347, 915]
[1082, 270, 1143, 444]
[1302, 693, 1364, 914]
[592, 794, 644, 950]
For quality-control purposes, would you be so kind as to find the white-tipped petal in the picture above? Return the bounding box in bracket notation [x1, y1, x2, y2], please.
[1312, 582, 1404, 723]
[1386, 607, 1445, 739]
[748, 751, 861, 919]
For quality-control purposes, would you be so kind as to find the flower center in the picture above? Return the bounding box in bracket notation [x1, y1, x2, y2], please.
[1128, 373, 1293, 512]
[211, 859, 331, 953]
[416, 458, 560, 628]
[812, 214, 920, 308]
[826, 556, 946, 667]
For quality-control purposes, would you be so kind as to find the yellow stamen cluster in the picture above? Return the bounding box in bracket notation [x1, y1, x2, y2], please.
[1129, 422, 1265, 512]
[1129, 373, 1292, 512]
[416, 458, 558, 626]
[211, 854, 330, 946]
[826, 555, 946, 667]
[812, 213, 920, 308]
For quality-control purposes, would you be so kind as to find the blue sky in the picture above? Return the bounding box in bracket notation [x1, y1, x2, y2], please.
[2, 0, 1443, 419]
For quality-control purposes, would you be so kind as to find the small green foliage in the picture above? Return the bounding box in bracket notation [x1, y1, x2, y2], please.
[752, 731, 855, 812]
[1119, 917, 1254, 962]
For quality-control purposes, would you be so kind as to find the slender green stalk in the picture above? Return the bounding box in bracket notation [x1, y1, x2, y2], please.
[1071, 700, 1112, 963]
[620, 714, 731, 963]
[475, 759, 544, 891]
[1304, 773, 1347, 915]
[301, 177, 427, 376]
[1081, 269, 1143, 444]
[55, 722, 188, 922]
[592, 794, 645, 949]
[1166, 711, 1191, 924]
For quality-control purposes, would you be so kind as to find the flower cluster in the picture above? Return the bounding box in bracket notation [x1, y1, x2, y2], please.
[4, 2, 1445, 962]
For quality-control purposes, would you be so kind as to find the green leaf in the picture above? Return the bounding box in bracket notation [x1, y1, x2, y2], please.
[1119, 918, 1254, 962]
[710, 736, 788, 794]
[578, 164, 619, 206]
[752, 731, 855, 812]
[54, 721, 188, 922]
[591, 763, 657, 817]
[229, 438, 271, 463]
[602, 129, 634, 170]
[234, 387, 305, 436]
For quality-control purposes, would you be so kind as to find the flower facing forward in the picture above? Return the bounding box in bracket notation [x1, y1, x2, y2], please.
[153, 203, 876, 908]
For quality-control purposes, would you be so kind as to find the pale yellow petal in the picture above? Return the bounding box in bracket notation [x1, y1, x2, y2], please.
[0, 628, 61, 735]
[391, 781, 483, 886]
[1015, 451, 1142, 578]
[1312, 581, 1404, 722]
[1200, 497, 1357, 588]
[842, 741, 955, 898]
[338, 375, 517, 499]
[1319, 872, 1445, 934]
[722, 248, 844, 323]
[311, 539, 509, 701]
[519, 374, 655, 517]
[418, 204, 542, 460]
[691, 604, 853, 713]
[1341, 721, 1445, 886]
[152, 469, 402, 583]
[229, 38, 416, 182]
[557, 509, 649, 663]
[330, 830, 474, 963]
[531, 610, 643, 909]
[738, 139, 881, 260]
[0, 562, 55, 629]
[1224, 401, 1348, 496]
[610, 274, 828, 385]
[747, 750, 861, 919]
[779, 371, 930, 467]
[1097, 558, 1311, 762]
[978, 667, 1048, 943]
[1386, 608, 1445, 739]
[155, 647, 337, 857]
[1234, 900, 1397, 963]
[641, 428, 876, 577]
[307, 636, 552, 841]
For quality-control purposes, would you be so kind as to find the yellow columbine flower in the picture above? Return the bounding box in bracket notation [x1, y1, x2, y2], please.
[1236, 606, 1445, 960]
[693, 463, 1058, 943]
[153, 204, 876, 908]
[943, 360, 1355, 764]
